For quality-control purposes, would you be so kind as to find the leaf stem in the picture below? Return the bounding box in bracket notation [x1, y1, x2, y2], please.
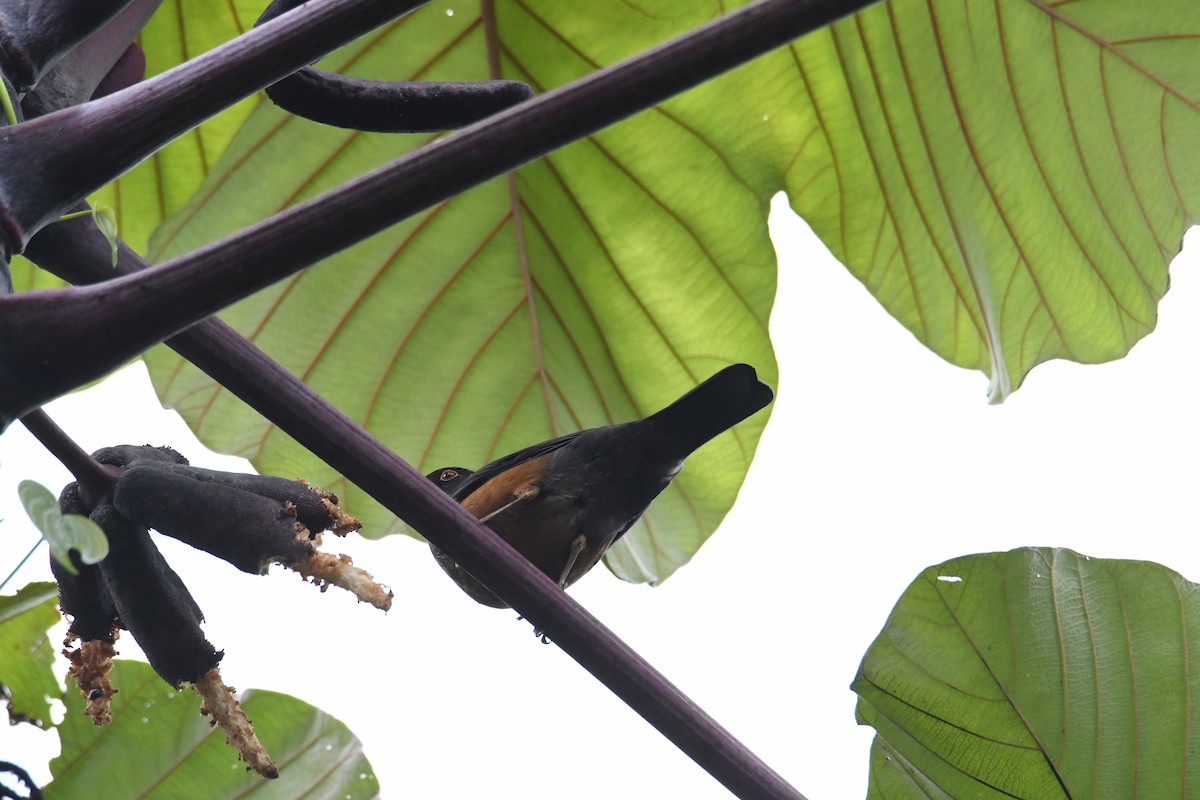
[0, 0, 878, 438]
[0, 0, 428, 253]
[21, 0, 163, 117]
[53, 210, 93, 222]
[0, 0, 134, 90]
[19, 408, 117, 499]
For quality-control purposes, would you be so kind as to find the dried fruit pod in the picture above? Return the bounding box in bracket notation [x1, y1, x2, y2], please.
[111, 465, 314, 573]
[264, 72, 535, 133]
[92, 502, 221, 688]
[256, 0, 533, 133]
[53, 482, 118, 642]
[93, 443, 188, 468]
[51, 556, 117, 641]
[129, 461, 357, 536]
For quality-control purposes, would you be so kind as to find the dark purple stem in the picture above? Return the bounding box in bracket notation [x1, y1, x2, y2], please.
[21, 0, 161, 117]
[0, 0, 133, 90]
[256, 0, 533, 133]
[18, 408, 117, 500]
[0, 760, 42, 800]
[0, 0, 427, 255]
[0, 0, 875, 433]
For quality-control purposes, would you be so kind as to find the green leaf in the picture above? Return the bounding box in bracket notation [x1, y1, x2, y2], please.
[47, 659, 380, 799]
[18, 481, 108, 575]
[785, 0, 1198, 401]
[0, 581, 62, 728]
[854, 548, 1200, 798]
[118, 0, 1200, 578]
[142, 0, 778, 585]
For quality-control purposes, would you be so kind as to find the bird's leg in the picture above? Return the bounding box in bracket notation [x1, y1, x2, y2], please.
[478, 485, 539, 523]
[557, 534, 588, 588]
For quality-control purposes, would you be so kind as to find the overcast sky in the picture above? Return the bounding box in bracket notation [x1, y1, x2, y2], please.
[3, 195, 1199, 799]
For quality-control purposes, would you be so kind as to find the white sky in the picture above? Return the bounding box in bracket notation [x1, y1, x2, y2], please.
[3, 194, 1199, 799]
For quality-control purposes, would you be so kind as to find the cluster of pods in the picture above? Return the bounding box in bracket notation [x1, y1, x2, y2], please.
[54, 444, 375, 776]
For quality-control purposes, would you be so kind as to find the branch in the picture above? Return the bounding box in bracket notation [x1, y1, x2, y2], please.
[21, 0, 161, 116]
[0, 760, 42, 800]
[0, 0, 427, 255]
[0, 0, 132, 90]
[0, 0, 876, 432]
[18, 408, 117, 500]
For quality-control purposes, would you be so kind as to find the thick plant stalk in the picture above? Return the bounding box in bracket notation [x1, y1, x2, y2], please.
[19, 0, 887, 794]
[0, 0, 427, 255]
[22, 0, 162, 116]
[0, 0, 133, 90]
[1, 0, 879, 432]
[19, 409, 117, 499]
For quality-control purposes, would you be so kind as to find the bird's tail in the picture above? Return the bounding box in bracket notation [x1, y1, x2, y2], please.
[643, 363, 773, 460]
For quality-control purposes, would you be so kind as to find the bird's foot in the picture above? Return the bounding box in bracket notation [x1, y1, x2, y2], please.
[517, 614, 553, 644]
[556, 534, 588, 588]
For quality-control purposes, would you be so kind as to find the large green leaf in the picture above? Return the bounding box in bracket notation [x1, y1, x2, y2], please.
[788, 0, 1200, 402]
[0, 581, 61, 728]
[854, 548, 1200, 798]
[47, 659, 379, 799]
[142, 0, 780, 584]
[55, 0, 1199, 579]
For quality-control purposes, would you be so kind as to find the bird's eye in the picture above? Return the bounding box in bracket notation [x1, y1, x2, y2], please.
[439, 469, 459, 481]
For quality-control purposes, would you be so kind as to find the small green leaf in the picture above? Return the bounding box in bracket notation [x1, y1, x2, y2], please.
[18, 481, 108, 575]
[0, 581, 62, 728]
[47, 659, 380, 799]
[854, 548, 1200, 798]
[91, 205, 119, 267]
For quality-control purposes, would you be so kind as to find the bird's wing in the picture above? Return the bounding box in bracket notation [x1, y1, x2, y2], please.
[450, 432, 582, 502]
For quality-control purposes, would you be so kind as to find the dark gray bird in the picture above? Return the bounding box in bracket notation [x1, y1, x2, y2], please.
[426, 363, 773, 608]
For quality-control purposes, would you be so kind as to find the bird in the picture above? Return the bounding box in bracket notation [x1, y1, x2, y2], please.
[425, 363, 773, 608]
